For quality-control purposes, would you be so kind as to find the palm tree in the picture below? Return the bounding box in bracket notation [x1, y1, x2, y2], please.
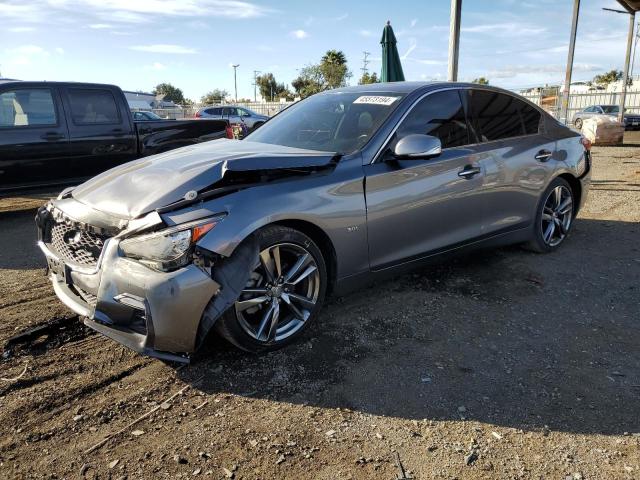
[321, 50, 347, 66]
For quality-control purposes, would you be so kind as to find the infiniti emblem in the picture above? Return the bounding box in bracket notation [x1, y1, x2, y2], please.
[63, 230, 82, 245]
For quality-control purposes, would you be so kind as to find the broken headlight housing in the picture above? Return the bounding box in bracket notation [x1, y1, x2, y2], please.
[119, 216, 223, 271]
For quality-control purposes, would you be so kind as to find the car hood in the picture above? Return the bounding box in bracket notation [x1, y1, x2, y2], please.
[71, 139, 337, 219]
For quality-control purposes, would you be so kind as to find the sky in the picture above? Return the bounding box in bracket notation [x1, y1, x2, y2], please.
[0, 0, 636, 101]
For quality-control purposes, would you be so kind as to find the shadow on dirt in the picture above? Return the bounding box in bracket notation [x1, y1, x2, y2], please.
[180, 218, 640, 436]
[0, 209, 45, 270]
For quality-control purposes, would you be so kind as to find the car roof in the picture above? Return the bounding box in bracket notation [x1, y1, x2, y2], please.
[0, 80, 120, 89]
[328, 81, 520, 96]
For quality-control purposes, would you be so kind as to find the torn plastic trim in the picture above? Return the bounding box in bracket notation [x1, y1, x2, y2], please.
[195, 234, 259, 348]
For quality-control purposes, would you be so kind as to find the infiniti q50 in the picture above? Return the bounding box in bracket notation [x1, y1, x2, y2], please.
[36, 82, 591, 362]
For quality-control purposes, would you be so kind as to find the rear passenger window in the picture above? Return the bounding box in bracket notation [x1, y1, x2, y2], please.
[468, 90, 523, 141]
[520, 102, 542, 135]
[67, 89, 120, 125]
[394, 90, 469, 149]
[0, 89, 57, 127]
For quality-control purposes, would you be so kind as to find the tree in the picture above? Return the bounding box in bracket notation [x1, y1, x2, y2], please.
[319, 49, 350, 89]
[593, 69, 622, 86]
[358, 72, 379, 85]
[256, 73, 286, 101]
[152, 83, 186, 104]
[200, 89, 228, 105]
[472, 77, 489, 85]
[292, 64, 325, 98]
[292, 50, 352, 99]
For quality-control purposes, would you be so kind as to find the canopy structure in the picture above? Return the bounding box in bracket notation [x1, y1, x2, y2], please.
[446, 0, 640, 125]
[380, 21, 405, 82]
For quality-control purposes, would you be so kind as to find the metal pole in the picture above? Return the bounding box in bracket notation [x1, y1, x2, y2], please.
[232, 64, 239, 102]
[620, 13, 635, 123]
[561, 0, 580, 125]
[448, 0, 462, 82]
[630, 22, 639, 80]
[253, 70, 260, 103]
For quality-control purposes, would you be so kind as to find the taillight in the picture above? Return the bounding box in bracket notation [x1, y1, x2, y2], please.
[195, 111, 201, 118]
[581, 136, 591, 151]
[225, 126, 234, 139]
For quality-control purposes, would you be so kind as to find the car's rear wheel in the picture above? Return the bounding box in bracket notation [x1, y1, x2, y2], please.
[526, 177, 575, 253]
[215, 225, 327, 352]
[252, 121, 264, 131]
[574, 118, 583, 129]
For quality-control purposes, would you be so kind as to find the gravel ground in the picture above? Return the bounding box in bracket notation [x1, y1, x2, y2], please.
[0, 138, 639, 479]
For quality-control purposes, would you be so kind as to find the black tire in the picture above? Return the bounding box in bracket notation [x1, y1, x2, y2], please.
[574, 118, 583, 130]
[214, 225, 327, 353]
[525, 177, 575, 253]
[252, 122, 264, 131]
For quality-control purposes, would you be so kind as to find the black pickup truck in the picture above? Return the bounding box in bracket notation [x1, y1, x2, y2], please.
[0, 81, 230, 192]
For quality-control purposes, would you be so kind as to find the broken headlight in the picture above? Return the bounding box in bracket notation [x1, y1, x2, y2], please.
[119, 217, 222, 271]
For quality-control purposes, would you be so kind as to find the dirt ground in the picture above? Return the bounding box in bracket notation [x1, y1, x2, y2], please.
[0, 136, 639, 480]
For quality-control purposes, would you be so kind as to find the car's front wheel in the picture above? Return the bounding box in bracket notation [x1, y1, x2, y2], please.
[526, 177, 575, 253]
[574, 118, 583, 129]
[215, 225, 327, 352]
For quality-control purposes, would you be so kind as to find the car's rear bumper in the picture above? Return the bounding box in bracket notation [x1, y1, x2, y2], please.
[38, 234, 219, 362]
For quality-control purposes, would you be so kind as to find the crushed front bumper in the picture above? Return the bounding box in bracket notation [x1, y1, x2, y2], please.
[38, 214, 219, 363]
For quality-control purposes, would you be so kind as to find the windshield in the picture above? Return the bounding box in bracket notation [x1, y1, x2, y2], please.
[245, 91, 406, 153]
[601, 105, 619, 114]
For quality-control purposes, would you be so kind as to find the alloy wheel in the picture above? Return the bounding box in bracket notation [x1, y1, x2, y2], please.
[235, 243, 321, 344]
[541, 185, 573, 247]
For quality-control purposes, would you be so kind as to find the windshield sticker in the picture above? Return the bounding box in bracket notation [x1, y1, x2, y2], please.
[353, 95, 399, 106]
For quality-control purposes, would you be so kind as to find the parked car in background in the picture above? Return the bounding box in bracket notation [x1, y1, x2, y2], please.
[36, 82, 591, 362]
[195, 105, 269, 130]
[572, 104, 640, 130]
[132, 110, 165, 121]
[0, 81, 230, 192]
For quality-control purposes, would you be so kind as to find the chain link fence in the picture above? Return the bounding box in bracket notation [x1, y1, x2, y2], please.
[132, 101, 296, 120]
[518, 89, 640, 124]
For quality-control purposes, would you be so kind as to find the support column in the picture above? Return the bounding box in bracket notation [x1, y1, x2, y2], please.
[561, 0, 580, 125]
[620, 12, 636, 124]
[448, 0, 462, 82]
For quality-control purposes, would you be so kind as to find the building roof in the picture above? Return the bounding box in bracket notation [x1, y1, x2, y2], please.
[617, 0, 640, 12]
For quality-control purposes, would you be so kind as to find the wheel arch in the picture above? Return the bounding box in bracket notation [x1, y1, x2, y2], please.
[557, 172, 582, 216]
[269, 219, 338, 295]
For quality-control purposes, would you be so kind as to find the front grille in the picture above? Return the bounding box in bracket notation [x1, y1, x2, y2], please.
[50, 222, 109, 266]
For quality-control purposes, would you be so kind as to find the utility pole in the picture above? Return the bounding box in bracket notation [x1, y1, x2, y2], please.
[232, 64, 240, 102]
[361, 51, 371, 80]
[253, 70, 261, 102]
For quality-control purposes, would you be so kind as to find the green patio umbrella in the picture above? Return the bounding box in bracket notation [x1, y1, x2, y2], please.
[380, 21, 405, 82]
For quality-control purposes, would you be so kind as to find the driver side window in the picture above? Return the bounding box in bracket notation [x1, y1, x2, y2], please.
[393, 90, 469, 151]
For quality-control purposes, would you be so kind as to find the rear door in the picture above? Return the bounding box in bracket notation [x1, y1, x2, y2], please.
[60, 86, 137, 178]
[465, 89, 557, 236]
[0, 86, 70, 189]
[364, 89, 487, 269]
[223, 107, 242, 124]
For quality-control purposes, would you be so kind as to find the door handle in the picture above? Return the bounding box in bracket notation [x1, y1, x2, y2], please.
[458, 165, 481, 179]
[535, 149, 553, 162]
[40, 132, 65, 141]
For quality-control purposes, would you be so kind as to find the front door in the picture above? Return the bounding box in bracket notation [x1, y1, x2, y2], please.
[364, 89, 487, 270]
[0, 86, 70, 190]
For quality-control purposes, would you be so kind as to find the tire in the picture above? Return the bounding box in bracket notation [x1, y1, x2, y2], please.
[525, 177, 575, 253]
[252, 121, 264, 131]
[214, 225, 327, 353]
[574, 118, 583, 130]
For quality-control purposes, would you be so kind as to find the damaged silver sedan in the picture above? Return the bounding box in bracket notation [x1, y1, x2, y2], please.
[36, 82, 591, 362]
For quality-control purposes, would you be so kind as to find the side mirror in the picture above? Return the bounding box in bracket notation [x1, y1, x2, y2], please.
[393, 134, 442, 159]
